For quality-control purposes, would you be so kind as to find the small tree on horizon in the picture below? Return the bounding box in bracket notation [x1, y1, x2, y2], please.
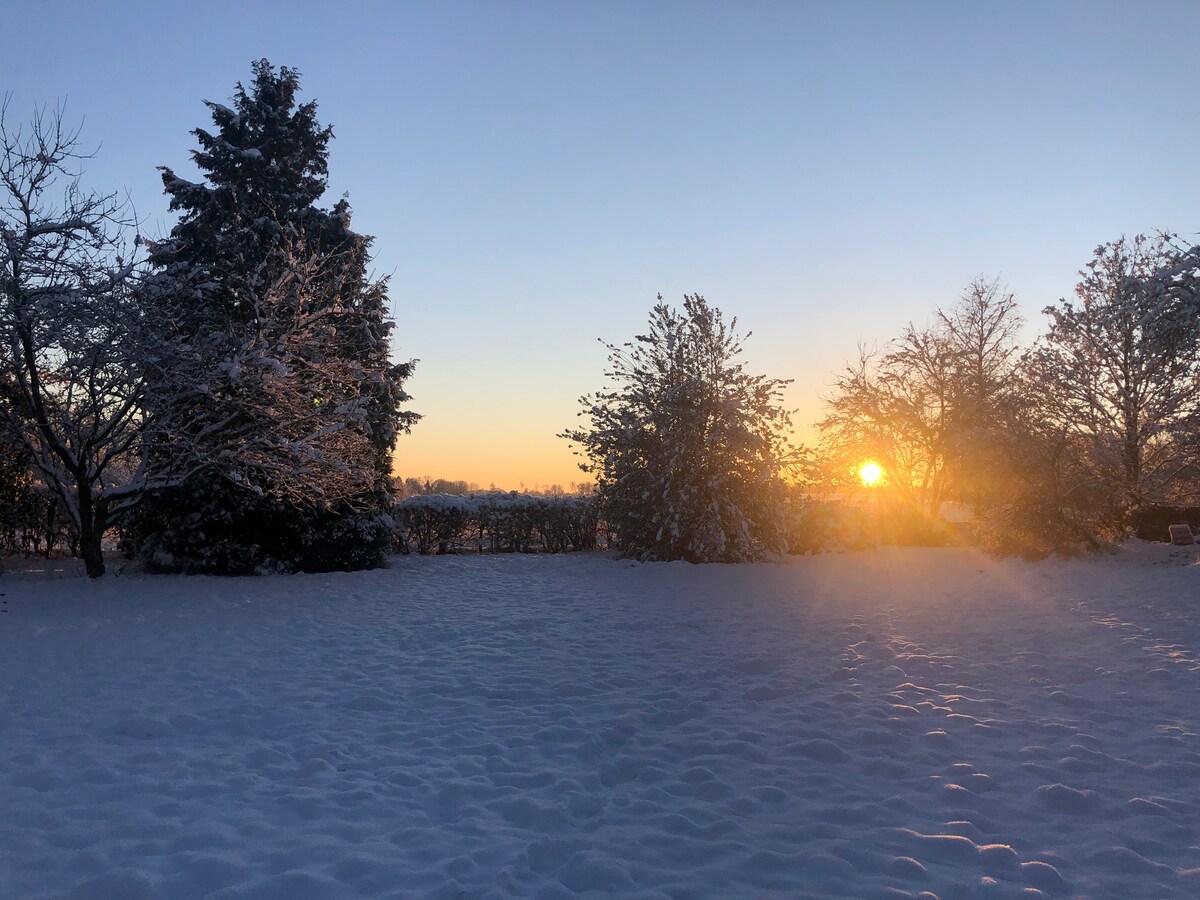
[562, 294, 796, 562]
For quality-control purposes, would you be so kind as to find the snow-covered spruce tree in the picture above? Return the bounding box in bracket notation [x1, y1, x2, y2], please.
[127, 60, 417, 574]
[562, 294, 795, 562]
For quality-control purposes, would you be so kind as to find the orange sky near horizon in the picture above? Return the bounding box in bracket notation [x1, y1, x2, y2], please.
[392, 389, 826, 493]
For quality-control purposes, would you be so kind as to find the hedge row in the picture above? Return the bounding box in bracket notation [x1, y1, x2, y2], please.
[393, 492, 600, 554]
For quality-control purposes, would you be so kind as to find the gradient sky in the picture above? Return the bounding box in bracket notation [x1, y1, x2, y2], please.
[6, 1, 1199, 489]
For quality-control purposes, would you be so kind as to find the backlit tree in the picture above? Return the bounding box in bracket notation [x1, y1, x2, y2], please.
[563, 294, 795, 562]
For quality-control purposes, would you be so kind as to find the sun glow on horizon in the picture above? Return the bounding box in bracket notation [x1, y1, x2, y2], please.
[859, 461, 883, 487]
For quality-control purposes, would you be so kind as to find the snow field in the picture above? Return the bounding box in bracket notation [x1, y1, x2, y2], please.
[1, 545, 1199, 898]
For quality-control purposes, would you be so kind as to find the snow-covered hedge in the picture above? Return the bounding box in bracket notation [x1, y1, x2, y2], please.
[393, 492, 599, 554]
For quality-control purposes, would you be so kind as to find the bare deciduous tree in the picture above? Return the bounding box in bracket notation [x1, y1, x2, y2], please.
[1022, 234, 1200, 514]
[817, 277, 1024, 522]
[0, 98, 156, 576]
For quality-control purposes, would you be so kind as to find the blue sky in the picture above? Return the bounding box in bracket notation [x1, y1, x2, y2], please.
[6, 1, 1199, 488]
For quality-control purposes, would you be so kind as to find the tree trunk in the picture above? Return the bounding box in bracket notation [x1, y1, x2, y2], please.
[1121, 426, 1142, 515]
[80, 526, 106, 578]
[77, 485, 108, 578]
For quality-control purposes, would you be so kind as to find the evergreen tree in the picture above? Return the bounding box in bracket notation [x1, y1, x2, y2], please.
[128, 60, 417, 573]
[563, 294, 795, 562]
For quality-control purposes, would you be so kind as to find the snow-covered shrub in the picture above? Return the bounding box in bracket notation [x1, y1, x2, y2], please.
[475, 492, 600, 553]
[562, 294, 795, 562]
[468, 492, 533, 553]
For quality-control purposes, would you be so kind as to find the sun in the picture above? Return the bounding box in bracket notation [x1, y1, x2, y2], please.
[859, 461, 883, 487]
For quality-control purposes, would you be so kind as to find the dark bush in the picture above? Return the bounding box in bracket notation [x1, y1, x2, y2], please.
[1132, 506, 1200, 542]
[122, 479, 392, 574]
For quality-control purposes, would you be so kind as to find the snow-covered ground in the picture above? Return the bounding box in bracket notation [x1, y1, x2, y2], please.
[2, 545, 1199, 899]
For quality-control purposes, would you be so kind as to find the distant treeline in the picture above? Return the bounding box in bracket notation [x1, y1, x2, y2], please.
[394, 477, 594, 500]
